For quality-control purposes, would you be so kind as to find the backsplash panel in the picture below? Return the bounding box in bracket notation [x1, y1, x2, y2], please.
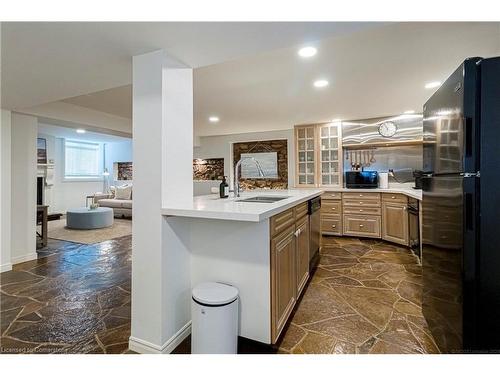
[233, 139, 288, 190]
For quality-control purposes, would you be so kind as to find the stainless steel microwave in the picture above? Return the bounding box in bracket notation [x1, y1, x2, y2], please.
[345, 171, 378, 188]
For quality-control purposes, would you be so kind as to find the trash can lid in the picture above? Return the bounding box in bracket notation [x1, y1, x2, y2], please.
[192, 282, 239, 306]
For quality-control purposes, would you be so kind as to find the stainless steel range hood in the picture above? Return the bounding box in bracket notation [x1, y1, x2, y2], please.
[342, 114, 423, 148]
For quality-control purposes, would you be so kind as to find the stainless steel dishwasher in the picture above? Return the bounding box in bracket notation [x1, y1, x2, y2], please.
[308, 196, 321, 270]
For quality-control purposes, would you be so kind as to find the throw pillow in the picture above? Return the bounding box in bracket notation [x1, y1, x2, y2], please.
[115, 185, 132, 200]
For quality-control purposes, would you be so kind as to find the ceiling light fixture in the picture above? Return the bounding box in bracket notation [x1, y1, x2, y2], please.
[403, 110, 415, 114]
[425, 81, 441, 89]
[331, 118, 342, 123]
[298, 46, 317, 58]
[76, 129, 86, 134]
[313, 79, 329, 88]
[208, 116, 219, 123]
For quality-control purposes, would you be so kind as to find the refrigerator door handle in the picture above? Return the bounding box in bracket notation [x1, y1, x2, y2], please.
[460, 172, 481, 178]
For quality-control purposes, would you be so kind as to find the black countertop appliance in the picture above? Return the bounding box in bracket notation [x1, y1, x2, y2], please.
[345, 171, 378, 188]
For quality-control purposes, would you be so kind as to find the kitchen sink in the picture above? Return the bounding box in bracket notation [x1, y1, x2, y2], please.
[237, 196, 289, 203]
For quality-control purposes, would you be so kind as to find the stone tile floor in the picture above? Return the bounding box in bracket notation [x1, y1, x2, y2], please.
[1, 237, 131, 354]
[277, 236, 440, 354]
[1, 234, 439, 354]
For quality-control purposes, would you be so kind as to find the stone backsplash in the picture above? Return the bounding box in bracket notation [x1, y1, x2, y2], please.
[233, 139, 288, 190]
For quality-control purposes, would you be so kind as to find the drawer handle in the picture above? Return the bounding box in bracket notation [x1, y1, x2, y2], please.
[359, 201, 363, 205]
[359, 224, 364, 228]
[332, 225, 336, 228]
[359, 194, 363, 197]
[359, 209, 363, 212]
[332, 208, 336, 211]
[391, 196, 396, 199]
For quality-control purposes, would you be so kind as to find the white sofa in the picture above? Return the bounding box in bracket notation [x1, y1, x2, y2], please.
[94, 185, 132, 218]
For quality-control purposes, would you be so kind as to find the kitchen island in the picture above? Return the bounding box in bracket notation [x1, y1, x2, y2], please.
[161, 189, 322, 345]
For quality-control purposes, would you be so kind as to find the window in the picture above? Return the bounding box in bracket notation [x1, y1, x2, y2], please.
[64, 140, 102, 180]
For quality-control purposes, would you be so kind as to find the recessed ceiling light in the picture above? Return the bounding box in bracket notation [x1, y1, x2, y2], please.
[403, 110, 415, 114]
[298, 46, 317, 58]
[208, 116, 219, 123]
[313, 79, 329, 88]
[332, 118, 342, 123]
[76, 129, 86, 134]
[425, 81, 441, 89]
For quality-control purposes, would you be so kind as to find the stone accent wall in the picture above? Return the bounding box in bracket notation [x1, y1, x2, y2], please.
[193, 158, 224, 181]
[233, 139, 288, 190]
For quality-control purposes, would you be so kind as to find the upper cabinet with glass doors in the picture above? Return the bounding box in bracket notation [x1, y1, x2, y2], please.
[295, 122, 342, 187]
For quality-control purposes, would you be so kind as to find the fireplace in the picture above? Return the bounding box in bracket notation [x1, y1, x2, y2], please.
[37, 177, 44, 205]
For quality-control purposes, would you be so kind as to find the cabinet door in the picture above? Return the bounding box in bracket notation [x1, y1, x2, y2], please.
[382, 202, 409, 245]
[295, 216, 310, 297]
[295, 126, 316, 186]
[319, 123, 342, 187]
[271, 225, 297, 343]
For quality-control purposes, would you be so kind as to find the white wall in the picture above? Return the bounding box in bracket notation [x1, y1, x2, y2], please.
[10, 113, 38, 264]
[193, 129, 294, 196]
[37, 134, 133, 213]
[1, 109, 12, 272]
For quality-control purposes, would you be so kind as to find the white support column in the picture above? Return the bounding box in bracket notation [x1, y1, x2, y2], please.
[129, 50, 193, 354]
[10, 113, 38, 265]
[0, 109, 12, 272]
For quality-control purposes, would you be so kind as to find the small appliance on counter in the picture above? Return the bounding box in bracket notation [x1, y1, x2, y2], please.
[378, 172, 389, 189]
[345, 171, 378, 189]
[412, 170, 424, 189]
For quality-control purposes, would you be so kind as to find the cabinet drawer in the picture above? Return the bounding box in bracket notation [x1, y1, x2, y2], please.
[270, 208, 295, 237]
[343, 199, 381, 208]
[321, 215, 342, 235]
[382, 193, 408, 204]
[322, 191, 342, 200]
[342, 192, 380, 201]
[294, 202, 308, 220]
[343, 206, 381, 215]
[343, 214, 381, 238]
[322, 200, 342, 214]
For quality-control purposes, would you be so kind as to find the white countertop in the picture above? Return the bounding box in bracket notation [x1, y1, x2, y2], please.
[162, 189, 323, 222]
[320, 184, 422, 200]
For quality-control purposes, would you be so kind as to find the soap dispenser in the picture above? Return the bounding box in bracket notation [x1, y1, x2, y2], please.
[219, 176, 229, 198]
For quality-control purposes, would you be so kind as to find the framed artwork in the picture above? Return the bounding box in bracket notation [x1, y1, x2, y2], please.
[37, 138, 47, 164]
[113, 162, 133, 181]
[240, 152, 278, 179]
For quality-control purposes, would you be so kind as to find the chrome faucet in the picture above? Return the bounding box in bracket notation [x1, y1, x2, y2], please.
[234, 157, 265, 197]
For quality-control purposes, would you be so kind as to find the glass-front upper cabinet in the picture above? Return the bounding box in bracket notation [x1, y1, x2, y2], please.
[295, 122, 342, 187]
[295, 125, 316, 186]
[319, 123, 342, 186]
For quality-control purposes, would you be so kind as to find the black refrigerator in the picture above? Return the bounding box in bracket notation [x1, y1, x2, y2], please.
[422, 56, 500, 353]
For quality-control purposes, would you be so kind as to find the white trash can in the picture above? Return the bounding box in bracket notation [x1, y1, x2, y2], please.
[191, 281, 239, 354]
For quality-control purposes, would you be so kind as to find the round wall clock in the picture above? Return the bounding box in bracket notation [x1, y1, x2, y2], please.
[378, 121, 398, 138]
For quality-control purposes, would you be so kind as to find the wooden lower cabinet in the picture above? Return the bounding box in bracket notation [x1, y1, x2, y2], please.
[321, 191, 417, 248]
[321, 214, 342, 235]
[270, 206, 311, 343]
[381, 202, 409, 246]
[343, 214, 381, 238]
[271, 225, 296, 343]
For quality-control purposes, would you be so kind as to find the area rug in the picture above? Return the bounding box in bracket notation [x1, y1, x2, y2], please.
[47, 217, 132, 244]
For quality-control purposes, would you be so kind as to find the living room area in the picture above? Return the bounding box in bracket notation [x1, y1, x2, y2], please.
[37, 122, 133, 249]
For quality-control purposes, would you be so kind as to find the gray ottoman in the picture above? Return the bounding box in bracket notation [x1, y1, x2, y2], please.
[66, 207, 114, 229]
